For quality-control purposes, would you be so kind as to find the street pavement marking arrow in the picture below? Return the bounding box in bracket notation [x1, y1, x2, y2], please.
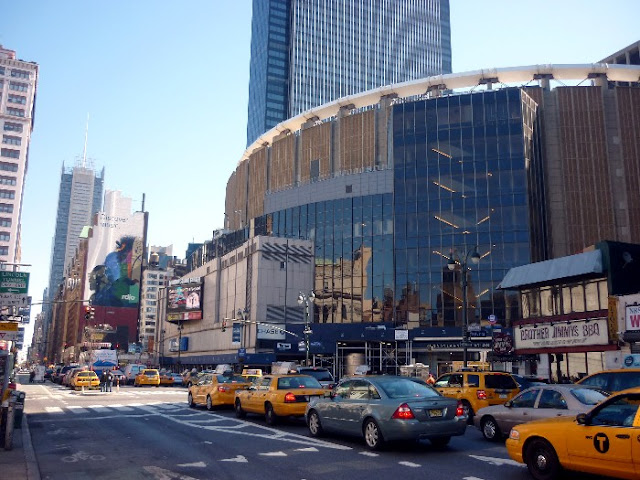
[398, 461, 421, 468]
[259, 451, 287, 457]
[143, 466, 201, 480]
[177, 462, 206, 468]
[220, 455, 248, 463]
[469, 455, 525, 467]
[294, 447, 319, 452]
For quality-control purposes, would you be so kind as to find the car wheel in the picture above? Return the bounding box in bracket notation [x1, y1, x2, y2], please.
[234, 399, 246, 418]
[363, 419, 384, 450]
[430, 436, 451, 448]
[462, 400, 474, 424]
[188, 393, 195, 408]
[265, 403, 277, 425]
[206, 396, 214, 411]
[308, 410, 323, 437]
[481, 416, 501, 442]
[525, 438, 561, 480]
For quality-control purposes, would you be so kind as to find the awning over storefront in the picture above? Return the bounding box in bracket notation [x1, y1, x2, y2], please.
[498, 250, 603, 290]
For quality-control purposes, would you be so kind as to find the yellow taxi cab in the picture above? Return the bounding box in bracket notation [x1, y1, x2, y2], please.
[434, 370, 519, 423]
[576, 368, 640, 393]
[188, 373, 252, 410]
[506, 387, 640, 480]
[159, 372, 175, 386]
[240, 368, 263, 384]
[70, 371, 100, 390]
[134, 369, 160, 387]
[234, 374, 328, 425]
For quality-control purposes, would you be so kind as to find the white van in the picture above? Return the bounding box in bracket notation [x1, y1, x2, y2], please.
[123, 364, 147, 385]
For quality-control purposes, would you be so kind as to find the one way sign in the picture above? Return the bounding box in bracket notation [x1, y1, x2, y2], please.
[0, 293, 29, 307]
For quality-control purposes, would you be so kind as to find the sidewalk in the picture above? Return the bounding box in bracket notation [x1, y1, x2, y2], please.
[0, 413, 40, 480]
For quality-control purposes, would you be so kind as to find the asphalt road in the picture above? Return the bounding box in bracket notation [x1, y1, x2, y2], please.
[20, 381, 611, 480]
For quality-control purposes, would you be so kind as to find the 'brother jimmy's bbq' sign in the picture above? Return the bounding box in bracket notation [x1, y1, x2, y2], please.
[515, 318, 609, 350]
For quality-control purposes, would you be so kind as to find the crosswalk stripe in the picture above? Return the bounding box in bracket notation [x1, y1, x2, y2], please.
[45, 406, 63, 413]
[67, 406, 88, 414]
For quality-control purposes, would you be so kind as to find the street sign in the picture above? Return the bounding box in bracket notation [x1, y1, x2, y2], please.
[488, 314, 497, 324]
[0, 331, 20, 341]
[0, 293, 29, 307]
[0, 271, 29, 294]
[0, 322, 19, 332]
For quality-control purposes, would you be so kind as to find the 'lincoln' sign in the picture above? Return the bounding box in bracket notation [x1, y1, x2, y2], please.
[515, 318, 609, 350]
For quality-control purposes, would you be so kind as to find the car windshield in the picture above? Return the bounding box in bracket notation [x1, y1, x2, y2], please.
[277, 376, 322, 389]
[378, 378, 441, 399]
[571, 388, 608, 405]
[217, 374, 247, 383]
[298, 369, 333, 382]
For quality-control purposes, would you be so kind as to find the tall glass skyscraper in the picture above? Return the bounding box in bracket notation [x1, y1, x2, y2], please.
[246, 0, 452, 146]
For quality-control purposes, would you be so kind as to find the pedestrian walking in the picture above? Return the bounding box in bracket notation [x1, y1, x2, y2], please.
[106, 369, 113, 393]
[100, 370, 108, 392]
[29, 369, 35, 384]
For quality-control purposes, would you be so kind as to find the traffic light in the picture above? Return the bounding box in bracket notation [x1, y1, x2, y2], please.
[221, 319, 227, 332]
[84, 306, 91, 320]
[90, 307, 95, 320]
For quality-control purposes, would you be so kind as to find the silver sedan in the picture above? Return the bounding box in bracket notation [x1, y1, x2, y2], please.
[305, 375, 467, 450]
[474, 383, 608, 441]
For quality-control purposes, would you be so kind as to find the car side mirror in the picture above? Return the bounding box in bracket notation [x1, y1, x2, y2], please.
[504, 400, 512, 408]
[576, 413, 588, 425]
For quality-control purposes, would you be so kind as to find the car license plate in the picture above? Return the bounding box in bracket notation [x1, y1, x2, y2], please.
[428, 409, 443, 418]
[499, 394, 507, 399]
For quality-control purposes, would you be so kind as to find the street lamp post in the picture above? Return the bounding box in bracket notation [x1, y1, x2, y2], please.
[177, 321, 183, 370]
[448, 247, 481, 368]
[297, 291, 315, 366]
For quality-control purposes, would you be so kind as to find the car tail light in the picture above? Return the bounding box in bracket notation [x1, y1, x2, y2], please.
[218, 385, 229, 393]
[476, 390, 487, 400]
[392, 403, 415, 420]
[284, 392, 297, 403]
[455, 401, 465, 417]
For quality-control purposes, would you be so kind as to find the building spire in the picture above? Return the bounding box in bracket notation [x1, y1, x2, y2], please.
[82, 113, 89, 168]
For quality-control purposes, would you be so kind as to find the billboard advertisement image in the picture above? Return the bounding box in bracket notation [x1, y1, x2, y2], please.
[167, 282, 203, 322]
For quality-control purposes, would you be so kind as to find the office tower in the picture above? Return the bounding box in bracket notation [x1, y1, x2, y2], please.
[246, 0, 452, 146]
[46, 164, 104, 305]
[0, 45, 38, 264]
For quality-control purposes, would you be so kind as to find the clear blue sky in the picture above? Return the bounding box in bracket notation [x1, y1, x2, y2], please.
[2, 0, 638, 354]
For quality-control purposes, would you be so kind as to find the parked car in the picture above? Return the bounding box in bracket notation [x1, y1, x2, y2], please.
[188, 373, 252, 410]
[234, 374, 327, 425]
[63, 368, 85, 387]
[134, 369, 160, 387]
[506, 387, 640, 480]
[576, 368, 640, 394]
[296, 367, 335, 388]
[306, 375, 467, 450]
[474, 384, 609, 441]
[54, 365, 76, 384]
[434, 371, 520, 423]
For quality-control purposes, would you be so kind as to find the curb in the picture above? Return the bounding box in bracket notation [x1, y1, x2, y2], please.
[22, 415, 41, 480]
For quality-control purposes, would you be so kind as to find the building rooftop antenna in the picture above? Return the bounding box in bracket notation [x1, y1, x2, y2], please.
[82, 113, 89, 168]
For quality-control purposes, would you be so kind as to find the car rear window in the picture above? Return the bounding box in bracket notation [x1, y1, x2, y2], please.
[379, 378, 441, 399]
[299, 369, 334, 382]
[485, 374, 518, 390]
[611, 372, 640, 392]
[217, 375, 247, 383]
[571, 388, 608, 405]
[277, 376, 322, 389]
[143, 370, 158, 376]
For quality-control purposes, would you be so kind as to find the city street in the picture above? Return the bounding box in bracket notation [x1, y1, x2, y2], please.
[19, 382, 611, 480]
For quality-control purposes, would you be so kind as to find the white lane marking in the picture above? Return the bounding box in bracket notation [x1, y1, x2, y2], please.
[86, 405, 106, 409]
[259, 451, 287, 457]
[39, 385, 59, 399]
[129, 403, 144, 407]
[398, 461, 421, 468]
[143, 466, 200, 479]
[463, 477, 486, 480]
[220, 455, 248, 463]
[469, 455, 525, 468]
[45, 406, 63, 413]
[66, 406, 88, 414]
[295, 447, 319, 452]
[177, 461, 206, 468]
[359, 451, 379, 457]
[204, 441, 212, 444]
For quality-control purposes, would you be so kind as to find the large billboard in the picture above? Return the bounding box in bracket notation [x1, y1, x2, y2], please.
[167, 282, 203, 322]
[84, 209, 146, 343]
